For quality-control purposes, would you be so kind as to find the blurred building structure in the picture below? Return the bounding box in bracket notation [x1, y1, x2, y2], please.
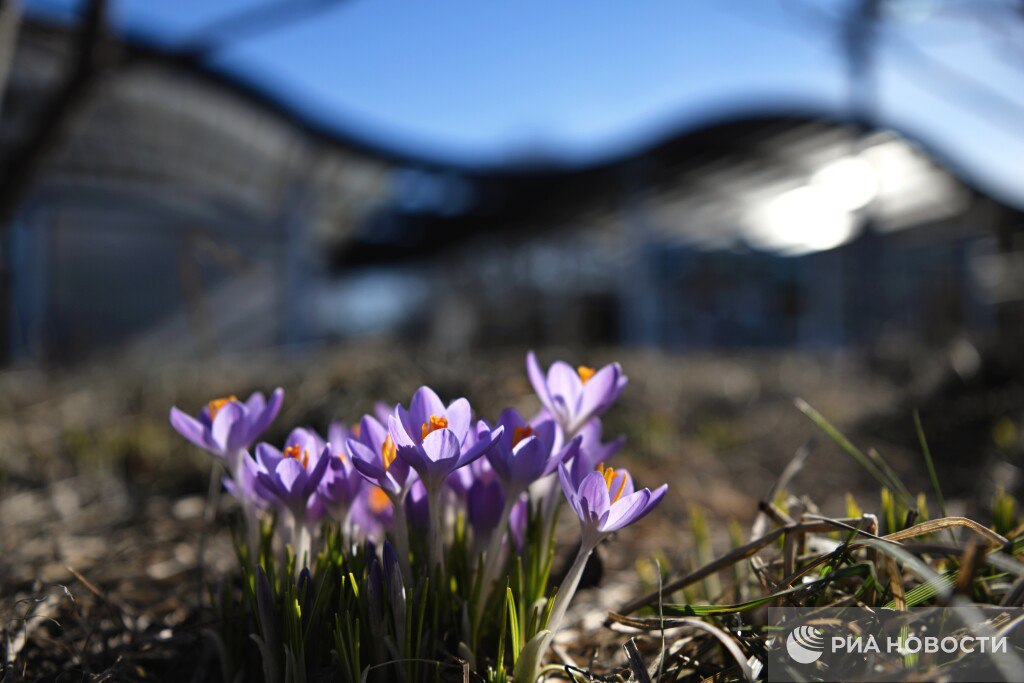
[341, 118, 1022, 357]
[1, 17, 1023, 365]
[1, 19, 394, 362]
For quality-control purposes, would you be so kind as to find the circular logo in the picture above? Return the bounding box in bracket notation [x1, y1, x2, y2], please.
[786, 625, 825, 664]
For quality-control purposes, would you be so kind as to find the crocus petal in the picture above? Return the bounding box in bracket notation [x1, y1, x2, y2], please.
[532, 419, 556, 456]
[445, 398, 472, 443]
[547, 361, 584, 412]
[485, 446, 510, 482]
[247, 387, 284, 444]
[275, 458, 307, 497]
[497, 407, 527, 431]
[550, 395, 572, 425]
[544, 435, 581, 477]
[603, 484, 666, 532]
[569, 448, 589, 488]
[577, 471, 612, 521]
[648, 483, 668, 509]
[385, 454, 412, 489]
[211, 401, 246, 453]
[255, 442, 283, 472]
[578, 365, 624, 426]
[395, 443, 433, 480]
[573, 365, 616, 426]
[508, 436, 547, 485]
[169, 407, 215, 452]
[410, 386, 445, 430]
[471, 419, 492, 453]
[421, 428, 461, 464]
[348, 439, 386, 481]
[496, 407, 527, 452]
[558, 464, 583, 519]
[389, 413, 417, 449]
[227, 419, 255, 453]
[600, 489, 651, 532]
[456, 425, 503, 469]
[360, 415, 388, 454]
[526, 352, 553, 412]
[303, 446, 332, 497]
[244, 391, 266, 416]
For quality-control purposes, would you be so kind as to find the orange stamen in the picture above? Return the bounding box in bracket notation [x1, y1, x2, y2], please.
[512, 425, 534, 446]
[368, 486, 392, 514]
[284, 444, 310, 469]
[351, 423, 361, 438]
[381, 434, 397, 471]
[421, 414, 448, 440]
[597, 463, 627, 503]
[207, 395, 238, 420]
[577, 366, 596, 383]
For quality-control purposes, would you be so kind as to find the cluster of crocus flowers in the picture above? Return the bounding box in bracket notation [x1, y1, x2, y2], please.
[170, 353, 666, 677]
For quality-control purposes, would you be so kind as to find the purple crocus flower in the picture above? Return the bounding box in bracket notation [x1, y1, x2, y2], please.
[387, 387, 502, 572]
[388, 387, 501, 488]
[222, 452, 271, 510]
[558, 462, 666, 548]
[319, 453, 363, 523]
[170, 389, 285, 554]
[169, 388, 284, 465]
[254, 429, 333, 567]
[254, 429, 331, 524]
[485, 409, 581, 495]
[541, 461, 668, 660]
[319, 420, 364, 520]
[569, 417, 626, 488]
[347, 414, 412, 497]
[526, 352, 626, 436]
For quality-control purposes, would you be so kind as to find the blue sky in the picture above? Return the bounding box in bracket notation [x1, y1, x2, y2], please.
[24, 0, 1024, 207]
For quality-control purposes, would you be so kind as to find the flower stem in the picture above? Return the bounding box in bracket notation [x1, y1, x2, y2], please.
[427, 485, 447, 576]
[388, 490, 413, 582]
[293, 512, 312, 570]
[537, 481, 564, 566]
[232, 467, 261, 556]
[544, 543, 593, 639]
[473, 494, 518, 633]
[518, 542, 594, 683]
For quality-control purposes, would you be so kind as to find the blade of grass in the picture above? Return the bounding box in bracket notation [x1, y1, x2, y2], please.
[914, 410, 948, 519]
[795, 398, 914, 508]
